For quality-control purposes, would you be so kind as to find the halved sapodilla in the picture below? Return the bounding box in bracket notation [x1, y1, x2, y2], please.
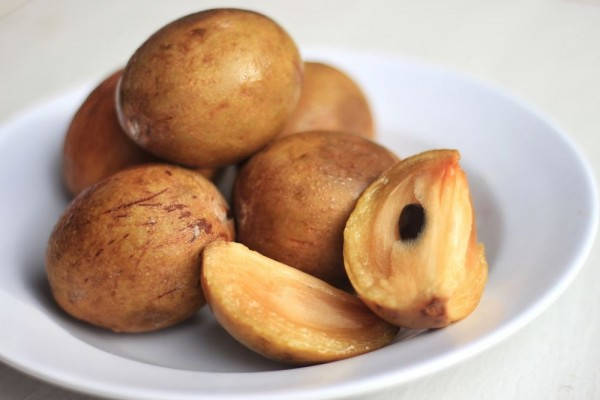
[344, 150, 488, 329]
[201, 241, 398, 364]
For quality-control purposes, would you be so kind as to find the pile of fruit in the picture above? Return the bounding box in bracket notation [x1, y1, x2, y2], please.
[46, 8, 487, 365]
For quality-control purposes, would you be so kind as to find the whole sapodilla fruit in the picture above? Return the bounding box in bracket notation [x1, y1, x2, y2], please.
[234, 131, 398, 285]
[117, 8, 303, 168]
[46, 164, 234, 333]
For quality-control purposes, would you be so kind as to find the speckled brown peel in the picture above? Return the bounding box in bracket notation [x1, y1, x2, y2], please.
[46, 164, 234, 333]
[280, 62, 375, 139]
[62, 69, 216, 196]
[62, 69, 156, 196]
[117, 8, 303, 168]
[233, 131, 398, 285]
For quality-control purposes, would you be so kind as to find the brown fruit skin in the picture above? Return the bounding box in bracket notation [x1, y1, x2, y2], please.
[280, 62, 375, 139]
[201, 241, 398, 364]
[117, 9, 303, 168]
[63, 69, 155, 196]
[234, 131, 398, 285]
[46, 164, 234, 333]
[62, 70, 216, 196]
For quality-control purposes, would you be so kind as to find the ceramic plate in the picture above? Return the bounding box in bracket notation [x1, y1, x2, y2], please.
[0, 50, 597, 399]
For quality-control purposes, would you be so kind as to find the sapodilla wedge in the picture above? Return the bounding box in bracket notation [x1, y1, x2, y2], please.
[344, 150, 487, 329]
[201, 241, 398, 364]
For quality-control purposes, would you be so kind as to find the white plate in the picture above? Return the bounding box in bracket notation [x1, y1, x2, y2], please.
[0, 49, 597, 400]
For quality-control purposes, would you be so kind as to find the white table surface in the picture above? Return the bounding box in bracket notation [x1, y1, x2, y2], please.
[1, 1, 599, 399]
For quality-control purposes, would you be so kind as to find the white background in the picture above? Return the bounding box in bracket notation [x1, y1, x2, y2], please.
[1, 1, 599, 399]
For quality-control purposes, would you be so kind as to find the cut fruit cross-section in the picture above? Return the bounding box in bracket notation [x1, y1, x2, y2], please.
[201, 241, 398, 364]
[344, 149, 488, 329]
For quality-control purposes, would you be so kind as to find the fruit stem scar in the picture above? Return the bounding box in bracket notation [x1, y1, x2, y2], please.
[421, 297, 446, 318]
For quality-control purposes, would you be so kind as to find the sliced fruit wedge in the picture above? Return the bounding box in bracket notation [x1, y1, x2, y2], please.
[201, 241, 398, 364]
[344, 149, 488, 329]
